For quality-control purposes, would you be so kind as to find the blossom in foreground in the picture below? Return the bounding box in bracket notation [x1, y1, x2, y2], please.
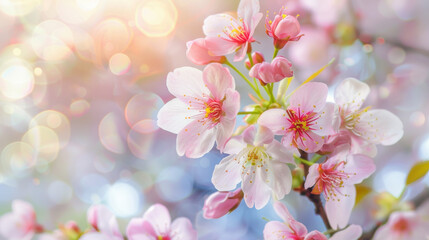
[249, 56, 293, 85]
[265, 8, 303, 49]
[157, 63, 240, 158]
[127, 203, 197, 240]
[186, 38, 226, 65]
[334, 78, 403, 157]
[203, 188, 243, 219]
[305, 144, 376, 229]
[258, 82, 336, 153]
[203, 0, 263, 61]
[80, 205, 123, 240]
[373, 211, 428, 240]
[212, 125, 295, 209]
[263, 202, 362, 240]
[0, 200, 43, 240]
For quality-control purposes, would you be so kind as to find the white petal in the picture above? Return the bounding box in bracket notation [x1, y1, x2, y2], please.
[354, 109, 403, 145]
[334, 78, 370, 114]
[312, 102, 337, 136]
[330, 225, 362, 240]
[237, 0, 260, 27]
[325, 185, 356, 229]
[157, 98, 198, 134]
[212, 154, 242, 191]
[203, 63, 235, 101]
[203, 14, 235, 37]
[176, 120, 216, 158]
[166, 67, 207, 99]
[261, 161, 292, 200]
[242, 164, 271, 209]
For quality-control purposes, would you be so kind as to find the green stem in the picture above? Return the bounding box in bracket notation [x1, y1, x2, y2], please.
[247, 52, 254, 67]
[224, 60, 263, 99]
[247, 52, 262, 98]
[238, 111, 260, 115]
[273, 47, 279, 59]
[294, 156, 314, 166]
[266, 84, 276, 103]
[310, 154, 323, 163]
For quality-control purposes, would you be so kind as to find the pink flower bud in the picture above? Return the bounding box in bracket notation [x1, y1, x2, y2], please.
[266, 9, 303, 49]
[249, 56, 293, 84]
[64, 221, 80, 233]
[203, 189, 243, 219]
[245, 51, 265, 70]
[186, 38, 226, 65]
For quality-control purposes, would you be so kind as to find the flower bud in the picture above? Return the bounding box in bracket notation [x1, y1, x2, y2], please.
[203, 189, 243, 219]
[60, 221, 81, 239]
[266, 9, 303, 49]
[245, 51, 265, 70]
[249, 56, 293, 84]
[186, 38, 226, 65]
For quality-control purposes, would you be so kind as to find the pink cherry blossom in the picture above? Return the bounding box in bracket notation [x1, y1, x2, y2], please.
[258, 82, 336, 153]
[245, 51, 265, 70]
[334, 78, 404, 157]
[373, 211, 428, 240]
[203, 188, 243, 219]
[157, 63, 240, 158]
[186, 38, 226, 65]
[265, 8, 303, 49]
[212, 125, 295, 209]
[304, 144, 376, 229]
[80, 205, 123, 240]
[38, 230, 68, 240]
[0, 200, 43, 240]
[203, 0, 263, 61]
[126, 203, 197, 240]
[249, 56, 293, 85]
[264, 202, 362, 240]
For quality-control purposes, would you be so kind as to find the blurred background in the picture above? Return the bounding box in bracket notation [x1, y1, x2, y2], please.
[0, 0, 428, 239]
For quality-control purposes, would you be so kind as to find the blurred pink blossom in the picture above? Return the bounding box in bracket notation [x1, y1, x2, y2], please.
[81, 205, 123, 240]
[0, 200, 43, 240]
[203, 188, 243, 219]
[157, 63, 240, 158]
[126, 203, 197, 240]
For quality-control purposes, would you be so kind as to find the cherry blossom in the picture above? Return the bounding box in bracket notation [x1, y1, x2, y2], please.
[203, 0, 263, 61]
[258, 82, 336, 153]
[334, 78, 404, 157]
[126, 203, 197, 240]
[249, 56, 294, 85]
[212, 125, 295, 209]
[157, 63, 240, 158]
[80, 205, 123, 240]
[265, 8, 303, 49]
[0, 200, 43, 240]
[304, 144, 376, 229]
[203, 188, 243, 219]
[373, 211, 428, 240]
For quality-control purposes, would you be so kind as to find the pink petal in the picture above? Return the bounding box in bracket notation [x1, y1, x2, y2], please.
[265, 141, 295, 165]
[354, 109, 403, 145]
[296, 131, 324, 153]
[312, 102, 337, 136]
[237, 0, 260, 27]
[350, 134, 377, 157]
[334, 78, 370, 114]
[166, 67, 207, 100]
[223, 135, 246, 155]
[330, 225, 362, 240]
[216, 118, 235, 152]
[274, 16, 301, 40]
[204, 36, 240, 56]
[222, 88, 240, 119]
[203, 63, 235, 100]
[257, 109, 289, 135]
[372, 225, 392, 240]
[304, 231, 327, 240]
[233, 42, 249, 62]
[87, 205, 117, 235]
[12, 200, 35, 222]
[80, 232, 123, 240]
[242, 165, 271, 209]
[157, 98, 198, 134]
[325, 185, 356, 229]
[171, 218, 197, 240]
[304, 164, 320, 189]
[344, 154, 375, 185]
[272, 202, 294, 222]
[289, 82, 328, 113]
[142, 204, 171, 236]
[126, 219, 156, 240]
[186, 38, 224, 65]
[212, 154, 242, 191]
[243, 125, 274, 146]
[176, 120, 216, 158]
